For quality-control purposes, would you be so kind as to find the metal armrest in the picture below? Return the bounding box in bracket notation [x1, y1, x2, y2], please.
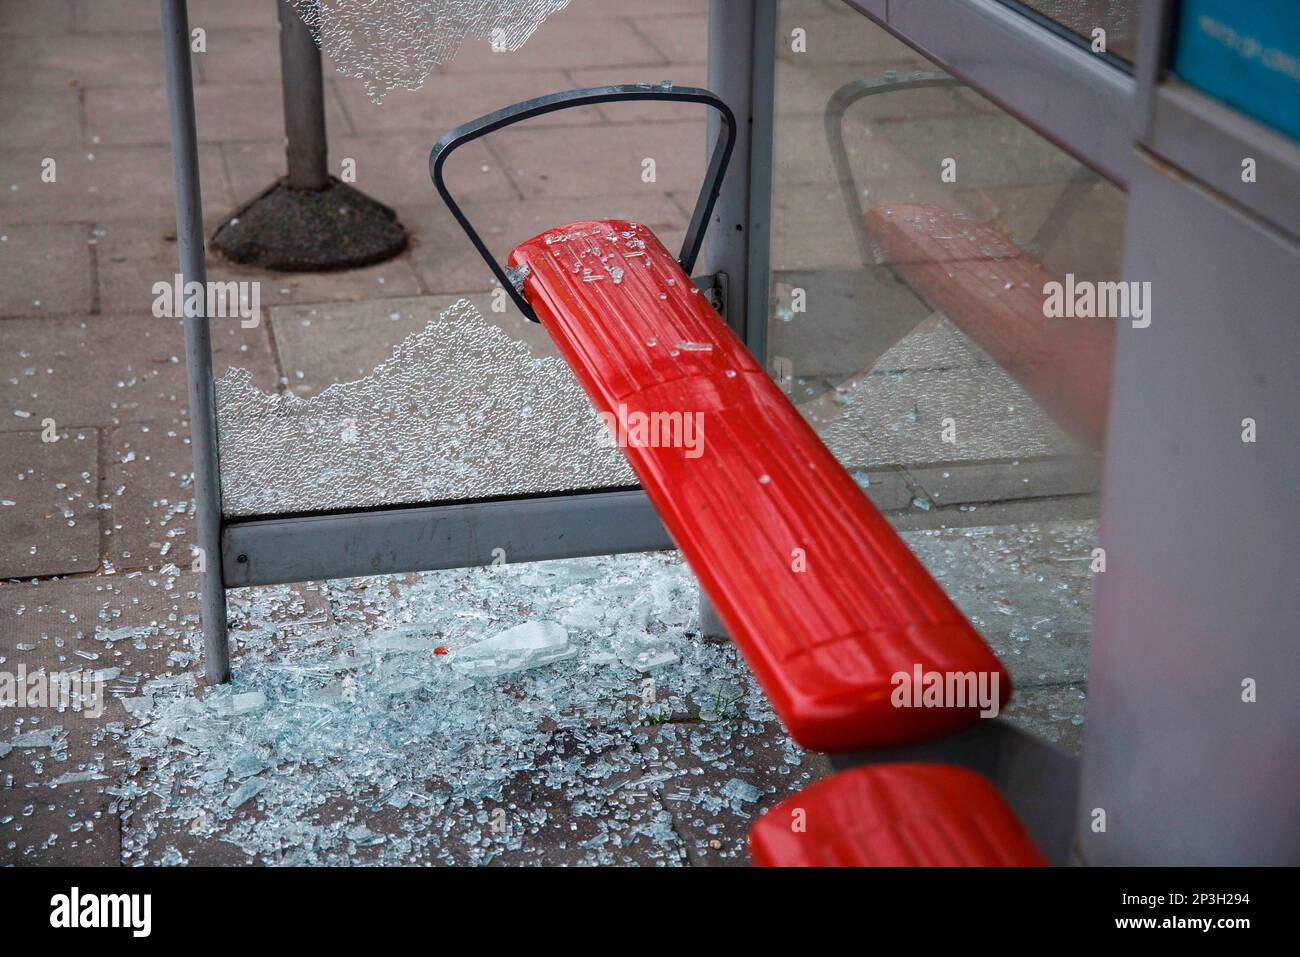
[430, 84, 737, 321]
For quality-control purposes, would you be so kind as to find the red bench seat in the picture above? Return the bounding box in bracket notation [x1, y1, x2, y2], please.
[510, 220, 1010, 752]
[750, 763, 1048, 866]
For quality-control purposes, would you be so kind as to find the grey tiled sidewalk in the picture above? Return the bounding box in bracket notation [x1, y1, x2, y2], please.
[2, 0, 1100, 865]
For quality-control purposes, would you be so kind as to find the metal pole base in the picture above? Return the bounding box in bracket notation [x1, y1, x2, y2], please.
[211, 177, 408, 271]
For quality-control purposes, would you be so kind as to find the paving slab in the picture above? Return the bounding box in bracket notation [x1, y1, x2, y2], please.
[268, 292, 557, 399]
[0, 33, 164, 90]
[0, 89, 82, 151]
[1, 778, 121, 866]
[905, 457, 1101, 507]
[219, 133, 508, 218]
[879, 114, 1082, 190]
[398, 730, 684, 866]
[850, 467, 914, 512]
[437, 16, 666, 74]
[769, 183, 874, 273]
[84, 81, 352, 146]
[74, 0, 273, 34]
[903, 519, 1096, 691]
[0, 313, 279, 433]
[635, 720, 832, 866]
[766, 179, 987, 276]
[589, 0, 708, 17]
[812, 362, 1077, 469]
[776, 112, 929, 189]
[192, 28, 280, 86]
[0, 428, 100, 579]
[0, 223, 94, 318]
[405, 192, 689, 295]
[95, 218, 424, 316]
[104, 420, 194, 573]
[566, 64, 710, 124]
[775, 12, 935, 66]
[332, 69, 603, 135]
[0, 569, 205, 865]
[766, 266, 934, 382]
[489, 120, 705, 200]
[629, 15, 708, 64]
[955, 178, 1128, 282]
[1002, 682, 1088, 756]
[0, 0, 73, 36]
[774, 60, 972, 117]
[122, 727, 681, 867]
[0, 144, 234, 223]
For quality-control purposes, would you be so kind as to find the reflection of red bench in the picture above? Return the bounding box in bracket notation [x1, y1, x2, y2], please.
[866, 203, 1114, 451]
[750, 764, 1048, 866]
[511, 220, 1042, 866]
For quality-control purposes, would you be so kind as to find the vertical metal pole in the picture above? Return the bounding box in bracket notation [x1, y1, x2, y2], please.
[278, 0, 330, 191]
[701, 0, 776, 362]
[745, 1, 777, 366]
[701, 0, 752, 342]
[696, 0, 777, 625]
[161, 0, 230, 684]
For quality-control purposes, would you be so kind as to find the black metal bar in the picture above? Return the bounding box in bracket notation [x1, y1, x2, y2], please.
[430, 84, 737, 321]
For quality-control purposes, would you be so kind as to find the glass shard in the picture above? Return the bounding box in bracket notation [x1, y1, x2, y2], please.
[214, 299, 633, 517]
[287, 0, 573, 103]
[450, 620, 574, 678]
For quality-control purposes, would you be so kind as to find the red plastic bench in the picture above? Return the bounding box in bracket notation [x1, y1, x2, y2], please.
[510, 220, 1010, 752]
[749, 763, 1048, 866]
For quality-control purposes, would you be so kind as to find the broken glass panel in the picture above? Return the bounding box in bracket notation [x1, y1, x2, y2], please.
[4, 514, 1093, 864]
[215, 299, 633, 517]
[286, 0, 572, 102]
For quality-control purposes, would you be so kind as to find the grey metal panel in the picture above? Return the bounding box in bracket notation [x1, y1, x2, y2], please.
[848, 0, 1134, 187]
[1080, 150, 1300, 865]
[830, 721, 1080, 866]
[160, 0, 230, 684]
[222, 490, 674, 588]
[1148, 82, 1300, 243]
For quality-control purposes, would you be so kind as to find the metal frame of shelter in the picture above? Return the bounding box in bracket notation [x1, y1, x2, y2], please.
[162, 0, 1299, 865]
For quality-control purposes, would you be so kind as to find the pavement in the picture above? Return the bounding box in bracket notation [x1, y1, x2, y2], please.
[2, 0, 1106, 865]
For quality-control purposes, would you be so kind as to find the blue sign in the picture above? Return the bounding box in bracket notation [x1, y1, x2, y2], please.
[1174, 0, 1300, 142]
